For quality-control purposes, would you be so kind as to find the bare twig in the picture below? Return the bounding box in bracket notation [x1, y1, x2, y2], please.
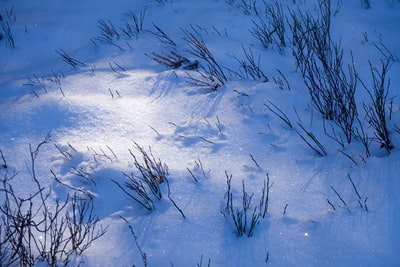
[165, 177, 185, 219]
[120, 216, 148, 267]
[55, 49, 86, 68]
[0, 149, 7, 168]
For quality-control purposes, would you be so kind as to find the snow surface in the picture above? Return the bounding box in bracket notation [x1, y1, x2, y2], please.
[1, 0, 400, 266]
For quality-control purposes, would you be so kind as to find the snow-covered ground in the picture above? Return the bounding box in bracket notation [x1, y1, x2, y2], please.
[1, 0, 399, 266]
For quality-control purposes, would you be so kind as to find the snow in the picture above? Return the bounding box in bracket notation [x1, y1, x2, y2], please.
[1, 0, 400, 266]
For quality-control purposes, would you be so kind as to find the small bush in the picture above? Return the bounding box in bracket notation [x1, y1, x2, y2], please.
[289, 0, 331, 75]
[121, 9, 146, 39]
[113, 143, 185, 218]
[231, 45, 268, 82]
[0, 7, 16, 48]
[182, 27, 228, 90]
[224, 172, 271, 237]
[289, 2, 359, 144]
[360, 60, 394, 153]
[0, 135, 107, 266]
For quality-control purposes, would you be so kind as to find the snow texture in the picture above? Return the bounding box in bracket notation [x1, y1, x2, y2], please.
[1, 0, 399, 266]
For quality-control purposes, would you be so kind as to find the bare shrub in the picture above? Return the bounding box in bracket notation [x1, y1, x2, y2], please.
[360, 60, 394, 153]
[231, 45, 268, 82]
[224, 172, 271, 237]
[182, 27, 228, 90]
[250, 0, 286, 51]
[289, 2, 358, 144]
[0, 7, 16, 48]
[0, 135, 107, 266]
[113, 143, 185, 218]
